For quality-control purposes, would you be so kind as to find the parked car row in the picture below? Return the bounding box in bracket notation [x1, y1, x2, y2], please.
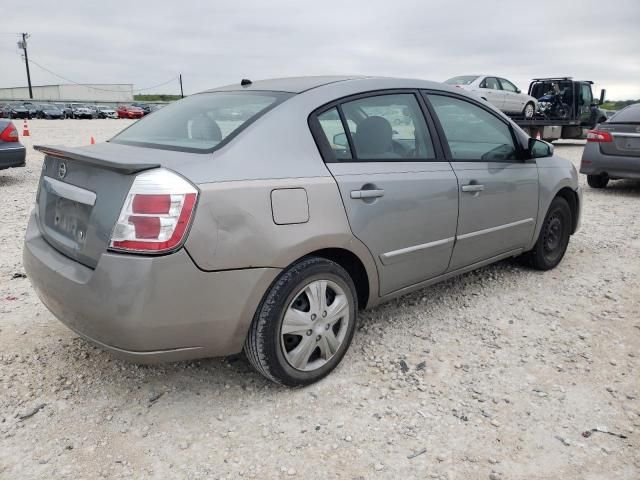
[0, 102, 165, 120]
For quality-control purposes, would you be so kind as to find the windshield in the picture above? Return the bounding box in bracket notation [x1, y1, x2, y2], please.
[111, 91, 290, 152]
[445, 76, 479, 86]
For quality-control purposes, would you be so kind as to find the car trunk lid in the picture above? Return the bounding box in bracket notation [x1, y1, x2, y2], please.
[34, 144, 161, 268]
[597, 123, 640, 158]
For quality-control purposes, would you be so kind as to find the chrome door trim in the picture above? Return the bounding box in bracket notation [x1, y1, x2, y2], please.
[43, 176, 97, 206]
[380, 237, 455, 265]
[457, 218, 534, 241]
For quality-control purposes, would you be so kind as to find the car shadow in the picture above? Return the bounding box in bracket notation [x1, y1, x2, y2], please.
[589, 179, 640, 196]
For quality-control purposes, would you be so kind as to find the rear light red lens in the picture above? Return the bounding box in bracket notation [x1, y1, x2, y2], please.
[132, 194, 171, 214]
[586, 130, 613, 143]
[0, 123, 19, 142]
[129, 216, 161, 238]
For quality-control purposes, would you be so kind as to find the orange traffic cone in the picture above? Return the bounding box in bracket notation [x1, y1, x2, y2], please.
[90, 136, 95, 144]
[22, 120, 30, 137]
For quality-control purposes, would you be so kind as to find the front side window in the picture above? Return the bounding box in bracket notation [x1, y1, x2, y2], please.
[427, 94, 517, 162]
[340, 94, 435, 161]
[481, 77, 501, 90]
[580, 84, 593, 105]
[499, 78, 518, 92]
[111, 91, 290, 152]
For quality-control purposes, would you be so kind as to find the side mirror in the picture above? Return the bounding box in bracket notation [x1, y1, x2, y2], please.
[528, 137, 553, 158]
[333, 132, 347, 147]
[599, 88, 606, 105]
[516, 88, 521, 94]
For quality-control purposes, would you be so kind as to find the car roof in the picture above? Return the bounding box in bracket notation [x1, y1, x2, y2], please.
[204, 75, 465, 97]
[206, 76, 367, 94]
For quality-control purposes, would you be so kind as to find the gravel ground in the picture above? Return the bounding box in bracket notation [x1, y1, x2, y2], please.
[1, 120, 639, 479]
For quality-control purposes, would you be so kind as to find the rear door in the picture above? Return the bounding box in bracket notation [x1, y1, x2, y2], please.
[478, 77, 505, 110]
[423, 92, 539, 270]
[311, 91, 459, 295]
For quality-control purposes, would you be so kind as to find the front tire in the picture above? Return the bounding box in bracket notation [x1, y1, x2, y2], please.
[523, 102, 535, 119]
[521, 196, 572, 270]
[245, 257, 358, 386]
[587, 174, 609, 188]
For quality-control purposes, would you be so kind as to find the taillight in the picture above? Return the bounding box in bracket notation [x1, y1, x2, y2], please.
[586, 130, 613, 143]
[0, 123, 19, 142]
[109, 169, 198, 253]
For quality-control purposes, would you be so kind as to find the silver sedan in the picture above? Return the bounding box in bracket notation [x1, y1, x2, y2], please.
[445, 75, 538, 118]
[24, 76, 581, 386]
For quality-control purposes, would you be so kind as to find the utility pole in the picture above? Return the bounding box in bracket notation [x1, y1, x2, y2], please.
[179, 74, 184, 98]
[18, 33, 33, 99]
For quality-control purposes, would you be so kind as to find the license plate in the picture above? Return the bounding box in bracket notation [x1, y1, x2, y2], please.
[50, 196, 90, 244]
[625, 137, 640, 150]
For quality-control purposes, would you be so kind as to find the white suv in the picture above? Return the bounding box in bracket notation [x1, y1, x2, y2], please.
[445, 75, 537, 118]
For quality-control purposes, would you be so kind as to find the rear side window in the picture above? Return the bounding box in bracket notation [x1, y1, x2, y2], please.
[111, 91, 290, 153]
[427, 94, 517, 161]
[341, 94, 435, 161]
[481, 77, 501, 90]
[608, 104, 640, 123]
[317, 108, 353, 161]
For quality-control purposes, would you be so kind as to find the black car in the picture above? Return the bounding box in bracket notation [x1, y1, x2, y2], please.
[54, 103, 72, 119]
[35, 104, 64, 119]
[0, 119, 26, 170]
[2, 104, 30, 119]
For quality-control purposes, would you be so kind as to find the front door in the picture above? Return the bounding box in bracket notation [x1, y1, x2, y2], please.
[311, 92, 459, 295]
[498, 78, 524, 114]
[424, 93, 539, 270]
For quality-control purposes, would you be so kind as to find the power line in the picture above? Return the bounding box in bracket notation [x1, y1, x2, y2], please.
[27, 56, 179, 93]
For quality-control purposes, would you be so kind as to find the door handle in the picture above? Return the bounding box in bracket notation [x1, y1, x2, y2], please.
[461, 184, 484, 193]
[350, 189, 385, 199]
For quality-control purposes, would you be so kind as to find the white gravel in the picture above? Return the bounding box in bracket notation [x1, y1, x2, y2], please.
[1, 120, 639, 479]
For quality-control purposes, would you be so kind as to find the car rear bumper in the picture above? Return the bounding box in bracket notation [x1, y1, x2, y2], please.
[23, 212, 280, 363]
[580, 144, 640, 179]
[0, 144, 26, 170]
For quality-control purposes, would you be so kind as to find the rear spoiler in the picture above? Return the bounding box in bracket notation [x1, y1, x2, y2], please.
[34, 145, 160, 174]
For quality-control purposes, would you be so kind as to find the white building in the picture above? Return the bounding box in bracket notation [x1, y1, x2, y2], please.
[0, 84, 134, 103]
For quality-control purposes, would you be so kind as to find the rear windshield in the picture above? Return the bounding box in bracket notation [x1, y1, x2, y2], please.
[444, 76, 478, 86]
[111, 91, 291, 153]
[608, 104, 640, 123]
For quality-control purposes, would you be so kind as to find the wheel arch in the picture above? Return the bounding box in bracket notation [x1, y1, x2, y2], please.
[555, 186, 579, 234]
[299, 247, 373, 309]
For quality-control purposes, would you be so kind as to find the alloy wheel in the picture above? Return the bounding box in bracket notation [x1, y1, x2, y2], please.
[280, 279, 350, 372]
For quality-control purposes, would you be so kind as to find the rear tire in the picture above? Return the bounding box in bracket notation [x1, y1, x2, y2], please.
[520, 196, 572, 270]
[244, 257, 358, 386]
[587, 174, 609, 188]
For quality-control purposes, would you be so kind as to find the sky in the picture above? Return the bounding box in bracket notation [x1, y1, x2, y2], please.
[2, 0, 639, 100]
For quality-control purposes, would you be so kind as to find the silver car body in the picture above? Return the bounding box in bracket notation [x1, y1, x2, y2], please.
[446, 75, 538, 116]
[23, 76, 581, 363]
